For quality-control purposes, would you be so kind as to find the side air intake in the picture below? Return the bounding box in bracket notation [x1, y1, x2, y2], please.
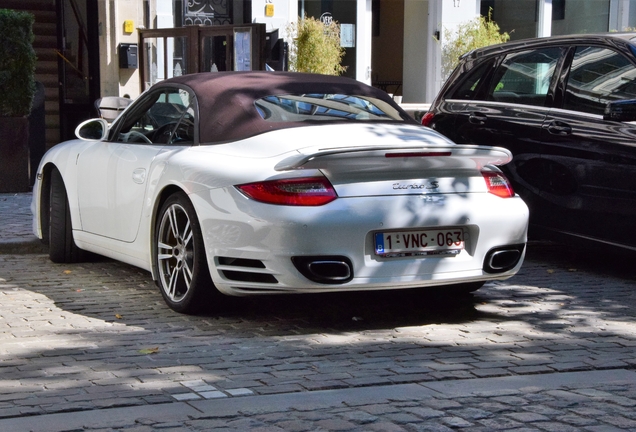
[216, 257, 278, 284]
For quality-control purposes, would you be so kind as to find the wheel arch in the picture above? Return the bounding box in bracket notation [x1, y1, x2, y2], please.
[149, 184, 191, 282]
[37, 162, 58, 245]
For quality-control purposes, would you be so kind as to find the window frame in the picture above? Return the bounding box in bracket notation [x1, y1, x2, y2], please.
[108, 84, 199, 145]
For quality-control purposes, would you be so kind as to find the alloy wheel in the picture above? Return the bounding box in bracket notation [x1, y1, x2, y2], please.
[157, 203, 194, 303]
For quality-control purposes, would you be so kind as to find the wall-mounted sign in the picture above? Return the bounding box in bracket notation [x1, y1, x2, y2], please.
[341, 24, 355, 48]
[234, 28, 252, 71]
[265, 3, 274, 17]
[320, 12, 334, 26]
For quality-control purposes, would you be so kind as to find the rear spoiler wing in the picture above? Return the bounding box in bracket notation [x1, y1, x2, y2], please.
[275, 145, 512, 172]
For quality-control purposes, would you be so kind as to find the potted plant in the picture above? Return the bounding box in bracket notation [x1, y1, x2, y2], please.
[440, 10, 509, 80]
[0, 9, 36, 193]
[287, 16, 346, 76]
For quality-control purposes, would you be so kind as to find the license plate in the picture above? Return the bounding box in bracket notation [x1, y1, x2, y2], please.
[374, 228, 464, 257]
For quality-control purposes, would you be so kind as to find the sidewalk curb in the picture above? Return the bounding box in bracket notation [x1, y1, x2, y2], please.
[0, 239, 48, 254]
[1, 369, 635, 432]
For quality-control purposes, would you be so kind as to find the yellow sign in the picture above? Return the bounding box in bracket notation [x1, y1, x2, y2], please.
[124, 20, 134, 33]
[265, 4, 274, 17]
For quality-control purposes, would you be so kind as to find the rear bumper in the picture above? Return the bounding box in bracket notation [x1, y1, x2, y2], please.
[192, 189, 529, 296]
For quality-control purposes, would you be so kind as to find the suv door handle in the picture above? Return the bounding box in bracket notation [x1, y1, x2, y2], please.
[468, 112, 487, 125]
[546, 121, 572, 135]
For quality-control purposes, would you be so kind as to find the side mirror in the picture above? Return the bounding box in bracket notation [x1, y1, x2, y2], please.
[604, 99, 636, 122]
[75, 119, 109, 141]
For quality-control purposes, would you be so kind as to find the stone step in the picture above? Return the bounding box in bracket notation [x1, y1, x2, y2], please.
[35, 47, 57, 62]
[45, 114, 59, 129]
[33, 21, 56, 37]
[44, 101, 59, 115]
[33, 34, 57, 49]
[35, 60, 57, 75]
[34, 73, 58, 87]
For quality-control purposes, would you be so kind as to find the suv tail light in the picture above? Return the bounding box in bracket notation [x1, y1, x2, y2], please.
[421, 112, 435, 127]
[482, 170, 515, 198]
[236, 177, 338, 206]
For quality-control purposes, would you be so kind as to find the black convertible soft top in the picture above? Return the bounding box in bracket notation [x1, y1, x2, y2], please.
[161, 71, 415, 144]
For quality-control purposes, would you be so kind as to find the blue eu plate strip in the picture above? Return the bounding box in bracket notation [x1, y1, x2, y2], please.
[375, 232, 384, 253]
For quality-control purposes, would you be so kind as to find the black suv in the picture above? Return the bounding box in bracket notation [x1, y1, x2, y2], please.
[424, 33, 636, 252]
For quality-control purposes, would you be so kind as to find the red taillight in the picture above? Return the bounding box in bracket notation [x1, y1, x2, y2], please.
[236, 177, 338, 206]
[482, 170, 515, 198]
[421, 112, 435, 127]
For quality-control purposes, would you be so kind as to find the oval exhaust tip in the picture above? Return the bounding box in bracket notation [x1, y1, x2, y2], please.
[291, 255, 354, 284]
[483, 244, 525, 273]
[308, 261, 351, 281]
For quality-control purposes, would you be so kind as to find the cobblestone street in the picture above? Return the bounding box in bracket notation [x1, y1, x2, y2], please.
[1, 193, 636, 430]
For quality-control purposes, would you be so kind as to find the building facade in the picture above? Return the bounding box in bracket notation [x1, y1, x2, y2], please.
[15, 0, 636, 147]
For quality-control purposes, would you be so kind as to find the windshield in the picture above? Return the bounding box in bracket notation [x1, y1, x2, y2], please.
[255, 93, 404, 122]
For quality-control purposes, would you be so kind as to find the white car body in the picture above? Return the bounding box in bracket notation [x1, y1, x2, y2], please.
[32, 72, 528, 313]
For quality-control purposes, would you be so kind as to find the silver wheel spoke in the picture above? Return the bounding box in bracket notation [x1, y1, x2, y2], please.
[157, 241, 173, 261]
[182, 261, 193, 287]
[167, 207, 180, 239]
[183, 220, 193, 247]
[168, 266, 179, 300]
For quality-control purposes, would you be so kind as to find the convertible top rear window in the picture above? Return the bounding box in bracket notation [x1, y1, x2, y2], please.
[255, 94, 404, 122]
[157, 72, 415, 143]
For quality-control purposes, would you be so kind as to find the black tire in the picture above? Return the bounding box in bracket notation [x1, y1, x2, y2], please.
[154, 192, 217, 314]
[49, 169, 83, 263]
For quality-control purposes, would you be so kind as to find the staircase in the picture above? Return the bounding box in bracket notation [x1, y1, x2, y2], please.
[5, 0, 59, 148]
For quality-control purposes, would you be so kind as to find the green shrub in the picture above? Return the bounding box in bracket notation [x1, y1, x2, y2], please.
[441, 11, 509, 80]
[0, 9, 36, 117]
[287, 16, 346, 76]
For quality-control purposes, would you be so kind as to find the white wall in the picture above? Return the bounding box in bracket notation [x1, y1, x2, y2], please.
[403, 0, 478, 104]
[403, 0, 430, 103]
[252, 0, 297, 39]
[357, 0, 373, 84]
[98, 0, 144, 99]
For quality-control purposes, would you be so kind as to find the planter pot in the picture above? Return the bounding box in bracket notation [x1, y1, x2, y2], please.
[0, 116, 30, 193]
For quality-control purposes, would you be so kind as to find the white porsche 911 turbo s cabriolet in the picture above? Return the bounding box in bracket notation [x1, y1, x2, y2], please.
[32, 72, 528, 314]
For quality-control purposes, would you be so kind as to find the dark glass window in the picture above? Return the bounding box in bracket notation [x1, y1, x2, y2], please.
[488, 48, 561, 106]
[563, 46, 636, 115]
[115, 88, 195, 145]
[447, 59, 495, 100]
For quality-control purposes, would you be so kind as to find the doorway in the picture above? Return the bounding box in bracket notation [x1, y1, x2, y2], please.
[57, 0, 100, 141]
[138, 24, 266, 91]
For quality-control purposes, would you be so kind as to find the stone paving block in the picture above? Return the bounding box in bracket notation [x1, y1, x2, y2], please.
[600, 415, 636, 429]
[403, 406, 446, 419]
[441, 416, 474, 428]
[343, 376, 394, 387]
[341, 409, 378, 424]
[470, 368, 511, 378]
[253, 384, 305, 395]
[405, 421, 455, 431]
[225, 388, 254, 396]
[558, 414, 599, 426]
[476, 416, 525, 429]
[582, 426, 625, 432]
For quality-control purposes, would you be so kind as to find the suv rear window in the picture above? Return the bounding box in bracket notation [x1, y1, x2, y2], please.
[563, 46, 636, 115]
